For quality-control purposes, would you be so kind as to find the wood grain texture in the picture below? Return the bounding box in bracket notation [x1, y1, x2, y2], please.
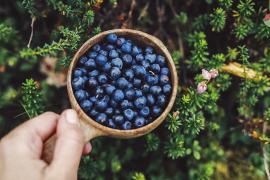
[43, 29, 178, 162]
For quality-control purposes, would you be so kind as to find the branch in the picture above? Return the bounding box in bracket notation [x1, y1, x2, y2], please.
[262, 122, 270, 180]
[27, 16, 36, 48]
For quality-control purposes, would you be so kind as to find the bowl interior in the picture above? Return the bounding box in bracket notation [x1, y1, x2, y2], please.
[67, 29, 178, 138]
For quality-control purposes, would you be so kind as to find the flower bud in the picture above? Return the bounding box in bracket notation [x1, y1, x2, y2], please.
[202, 69, 211, 80]
[209, 69, 218, 78]
[197, 81, 207, 94]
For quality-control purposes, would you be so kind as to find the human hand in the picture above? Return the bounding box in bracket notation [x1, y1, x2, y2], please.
[0, 109, 91, 180]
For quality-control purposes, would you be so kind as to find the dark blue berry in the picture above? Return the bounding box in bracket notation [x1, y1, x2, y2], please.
[88, 77, 98, 87]
[142, 84, 150, 93]
[95, 86, 104, 95]
[114, 115, 124, 125]
[105, 44, 115, 51]
[80, 100, 93, 112]
[110, 99, 118, 108]
[85, 59, 96, 69]
[161, 67, 169, 75]
[152, 106, 162, 117]
[90, 96, 97, 103]
[73, 68, 84, 77]
[135, 54, 144, 62]
[116, 37, 125, 47]
[121, 43, 132, 53]
[122, 121, 132, 130]
[122, 54, 133, 65]
[72, 77, 85, 90]
[105, 85, 116, 95]
[88, 70, 99, 77]
[105, 107, 114, 116]
[150, 86, 162, 95]
[112, 89, 124, 102]
[156, 55, 166, 66]
[140, 106, 150, 117]
[127, 83, 133, 88]
[109, 49, 119, 58]
[75, 90, 88, 102]
[99, 50, 108, 56]
[150, 64, 160, 73]
[110, 67, 121, 80]
[157, 95, 166, 106]
[134, 96, 147, 109]
[160, 75, 169, 85]
[88, 51, 98, 59]
[133, 78, 141, 88]
[134, 89, 143, 98]
[107, 119, 116, 128]
[89, 109, 98, 117]
[124, 69, 134, 80]
[121, 100, 132, 109]
[96, 113, 107, 124]
[95, 96, 109, 111]
[98, 74, 108, 84]
[163, 84, 171, 95]
[147, 94, 155, 106]
[134, 117, 145, 128]
[133, 65, 146, 77]
[106, 33, 118, 43]
[116, 77, 129, 89]
[141, 60, 150, 69]
[96, 54, 107, 66]
[146, 75, 158, 85]
[132, 46, 142, 56]
[92, 44, 101, 52]
[79, 56, 88, 65]
[125, 89, 135, 100]
[112, 58, 123, 69]
[145, 46, 154, 54]
[145, 54, 156, 63]
[102, 63, 111, 72]
[124, 109, 135, 121]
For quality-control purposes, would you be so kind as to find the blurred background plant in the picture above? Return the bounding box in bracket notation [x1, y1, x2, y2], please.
[1, 0, 270, 179]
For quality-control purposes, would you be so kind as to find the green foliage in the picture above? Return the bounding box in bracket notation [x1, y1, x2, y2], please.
[218, 0, 233, 10]
[132, 172, 145, 180]
[145, 133, 160, 152]
[0, 23, 16, 42]
[210, 8, 226, 32]
[21, 79, 44, 118]
[175, 12, 188, 25]
[165, 134, 186, 159]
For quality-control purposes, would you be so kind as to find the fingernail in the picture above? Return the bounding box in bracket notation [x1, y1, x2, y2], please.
[65, 109, 78, 124]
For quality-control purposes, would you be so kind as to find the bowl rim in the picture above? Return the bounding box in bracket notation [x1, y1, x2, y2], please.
[67, 29, 178, 138]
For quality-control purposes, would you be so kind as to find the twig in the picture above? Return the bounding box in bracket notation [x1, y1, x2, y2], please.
[262, 122, 270, 180]
[121, 0, 136, 28]
[27, 16, 36, 48]
[138, 2, 149, 21]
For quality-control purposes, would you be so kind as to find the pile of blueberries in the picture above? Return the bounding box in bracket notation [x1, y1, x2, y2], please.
[72, 33, 172, 130]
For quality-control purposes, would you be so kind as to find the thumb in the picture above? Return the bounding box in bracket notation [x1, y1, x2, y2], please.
[50, 109, 84, 178]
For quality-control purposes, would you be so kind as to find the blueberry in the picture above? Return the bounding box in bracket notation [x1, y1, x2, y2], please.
[73, 68, 85, 77]
[150, 64, 160, 73]
[112, 58, 123, 69]
[163, 84, 172, 95]
[96, 113, 107, 124]
[134, 117, 145, 128]
[157, 95, 166, 106]
[122, 54, 133, 65]
[132, 46, 142, 56]
[116, 77, 129, 89]
[121, 100, 132, 109]
[95, 96, 109, 111]
[142, 84, 150, 93]
[88, 77, 98, 87]
[110, 99, 118, 108]
[160, 75, 170, 85]
[107, 119, 116, 128]
[95, 86, 104, 95]
[152, 106, 162, 117]
[110, 67, 121, 80]
[79, 56, 88, 65]
[85, 59, 96, 69]
[72, 77, 85, 90]
[156, 55, 166, 66]
[145, 46, 154, 54]
[105, 44, 115, 51]
[80, 100, 93, 112]
[106, 33, 118, 43]
[133, 78, 141, 88]
[98, 74, 108, 84]
[92, 44, 101, 52]
[99, 50, 108, 56]
[102, 63, 111, 72]
[105, 85, 116, 95]
[114, 115, 124, 125]
[88, 51, 98, 59]
[134, 89, 143, 98]
[109, 49, 119, 58]
[133, 65, 146, 77]
[147, 94, 155, 106]
[146, 75, 158, 85]
[82, 76, 88, 82]
[96, 54, 107, 66]
[161, 67, 169, 75]
[115, 109, 121, 115]
[89, 108, 98, 117]
[75, 90, 88, 102]
[125, 89, 135, 100]
[139, 106, 150, 117]
[135, 54, 144, 62]
[124, 109, 135, 121]
[121, 43, 132, 53]
[134, 96, 147, 109]
[150, 86, 162, 95]
[141, 60, 150, 69]
[145, 54, 156, 63]
[122, 121, 132, 130]
[88, 70, 99, 77]
[105, 107, 114, 116]
[124, 69, 134, 80]
[112, 89, 125, 102]
[127, 83, 133, 88]
[116, 37, 126, 47]
[90, 96, 97, 103]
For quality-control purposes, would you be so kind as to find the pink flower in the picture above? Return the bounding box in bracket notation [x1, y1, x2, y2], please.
[264, 14, 270, 21]
[209, 69, 218, 78]
[202, 69, 211, 80]
[197, 81, 207, 94]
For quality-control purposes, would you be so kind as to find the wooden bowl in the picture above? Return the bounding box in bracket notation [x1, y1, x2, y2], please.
[43, 29, 178, 162]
